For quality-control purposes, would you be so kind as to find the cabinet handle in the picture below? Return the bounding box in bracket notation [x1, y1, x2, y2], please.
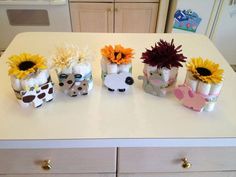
[181, 158, 192, 169]
[107, 8, 112, 12]
[41, 160, 52, 170]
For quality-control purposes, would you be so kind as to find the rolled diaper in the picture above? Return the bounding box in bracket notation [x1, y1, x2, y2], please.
[143, 64, 148, 74]
[185, 72, 198, 92]
[88, 81, 93, 91]
[204, 102, 216, 112]
[107, 63, 118, 74]
[170, 67, 178, 80]
[209, 83, 223, 95]
[101, 57, 108, 72]
[35, 70, 49, 86]
[11, 76, 22, 91]
[158, 67, 170, 83]
[61, 67, 72, 75]
[73, 62, 91, 76]
[197, 81, 211, 95]
[21, 77, 36, 90]
[119, 63, 131, 73]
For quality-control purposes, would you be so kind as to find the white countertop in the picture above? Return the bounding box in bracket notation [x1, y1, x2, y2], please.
[0, 32, 236, 148]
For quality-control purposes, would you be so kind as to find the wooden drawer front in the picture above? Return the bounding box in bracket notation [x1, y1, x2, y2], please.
[118, 172, 236, 177]
[118, 147, 236, 173]
[0, 148, 116, 174]
[1, 174, 115, 177]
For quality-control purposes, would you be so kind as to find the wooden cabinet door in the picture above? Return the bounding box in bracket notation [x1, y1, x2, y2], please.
[70, 3, 114, 32]
[118, 172, 236, 177]
[0, 148, 116, 174]
[118, 147, 236, 173]
[1, 175, 115, 177]
[114, 3, 158, 33]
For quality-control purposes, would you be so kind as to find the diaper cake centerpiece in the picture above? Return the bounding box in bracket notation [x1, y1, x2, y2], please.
[101, 44, 134, 92]
[8, 53, 54, 108]
[139, 39, 187, 97]
[174, 57, 224, 112]
[52, 45, 93, 97]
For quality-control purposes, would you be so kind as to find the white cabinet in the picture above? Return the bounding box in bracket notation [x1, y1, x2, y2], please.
[118, 172, 236, 177]
[70, 0, 168, 33]
[70, 3, 114, 32]
[118, 147, 236, 177]
[114, 3, 158, 33]
[1, 175, 115, 177]
[0, 148, 116, 177]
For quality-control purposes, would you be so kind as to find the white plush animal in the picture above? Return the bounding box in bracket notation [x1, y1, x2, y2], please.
[104, 72, 134, 92]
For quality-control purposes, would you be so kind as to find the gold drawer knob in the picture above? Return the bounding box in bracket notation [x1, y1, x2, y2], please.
[41, 160, 52, 170]
[181, 158, 192, 169]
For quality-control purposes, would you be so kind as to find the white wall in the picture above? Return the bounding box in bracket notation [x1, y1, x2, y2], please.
[211, 0, 236, 64]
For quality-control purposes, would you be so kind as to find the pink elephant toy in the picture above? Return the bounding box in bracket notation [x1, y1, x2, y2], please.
[174, 85, 206, 112]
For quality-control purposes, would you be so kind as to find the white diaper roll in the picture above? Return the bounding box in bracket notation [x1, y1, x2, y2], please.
[184, 71, 192, 83]
[88, 81, 93, 91]
[73, 62, 91, 76]
[170, 67, 178, 80]
[35, 70, 49, 86]
[101, 57, 108, 72]
[61, 67, 72, 74]
[143, 64, 148, 74]
[185, 73, 198, 92]
[204, 102, 216, 112]
[21, 77, 36, 90]
[186, 79, 198, 92]
[10, 76, 22, 91]
[107, 63, 118, 74]
[157, 67, 170, 83]
[72, 64, 81, 74]
[197, 81, 211, 95]
[209, 83, 223, 95]
[119, 63, 131, 73]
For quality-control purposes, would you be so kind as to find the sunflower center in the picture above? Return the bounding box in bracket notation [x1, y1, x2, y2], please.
[196, 67, 212, 76]
[18, 61, 36, 71]
[114, 52, 126, 59]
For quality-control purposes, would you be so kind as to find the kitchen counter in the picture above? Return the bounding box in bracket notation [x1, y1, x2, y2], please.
[0, 32, 236, 149]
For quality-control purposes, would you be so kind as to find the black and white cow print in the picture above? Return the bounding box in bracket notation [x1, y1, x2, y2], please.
[20, 82, 54, 108]
[58, 73, 89, 97]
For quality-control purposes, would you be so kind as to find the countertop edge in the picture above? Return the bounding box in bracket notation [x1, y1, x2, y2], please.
[1, 138, 236, 149]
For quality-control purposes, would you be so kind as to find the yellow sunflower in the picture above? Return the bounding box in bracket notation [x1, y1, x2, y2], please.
[8, 53, 47, 79]
[186, 57, 224, 84]
[101, 44, 134, 64]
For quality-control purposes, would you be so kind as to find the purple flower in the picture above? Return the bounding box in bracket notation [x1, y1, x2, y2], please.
[141, 39, 187, 69]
